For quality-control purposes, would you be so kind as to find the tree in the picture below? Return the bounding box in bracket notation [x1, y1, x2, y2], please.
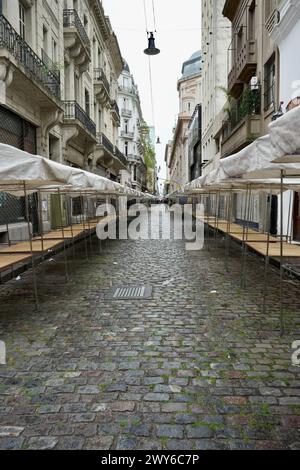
[139, 121, 157, 193]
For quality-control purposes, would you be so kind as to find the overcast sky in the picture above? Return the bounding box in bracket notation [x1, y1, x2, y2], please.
[102, 0, 201, 192]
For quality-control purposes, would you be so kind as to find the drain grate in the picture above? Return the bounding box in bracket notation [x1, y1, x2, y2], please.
[110, 285, 152, 300]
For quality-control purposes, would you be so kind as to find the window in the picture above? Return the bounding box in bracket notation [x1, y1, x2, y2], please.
[248, 1, 256, 40]
[85, 89, 90, 116]
[125, 141, 128, 157]
[52, 39, 57, 64]
[264, 54, 276, 111]
[43, 26, 48, 53]
[19, 2, 26, 39]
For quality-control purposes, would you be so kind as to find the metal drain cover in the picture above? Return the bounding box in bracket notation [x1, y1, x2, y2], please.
[110, 286, 152, 300]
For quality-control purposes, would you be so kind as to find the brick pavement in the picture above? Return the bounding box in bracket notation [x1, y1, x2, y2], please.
[0, 214, 300, 450]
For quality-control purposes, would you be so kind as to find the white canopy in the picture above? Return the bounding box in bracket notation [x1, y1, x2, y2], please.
[0, 143, 153, 198]
[182, 106, 300, 194]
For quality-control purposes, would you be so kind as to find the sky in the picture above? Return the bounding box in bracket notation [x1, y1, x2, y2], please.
[102, 0, 201, 193]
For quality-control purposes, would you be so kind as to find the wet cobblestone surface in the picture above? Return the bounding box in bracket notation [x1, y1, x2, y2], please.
[1, 215, 300, 450]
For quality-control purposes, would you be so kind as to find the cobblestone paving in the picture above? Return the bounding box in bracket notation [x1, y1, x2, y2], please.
[1, 212, 300, 450]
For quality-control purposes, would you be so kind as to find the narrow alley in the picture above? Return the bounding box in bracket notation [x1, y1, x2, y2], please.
[0, 210, 300, 451]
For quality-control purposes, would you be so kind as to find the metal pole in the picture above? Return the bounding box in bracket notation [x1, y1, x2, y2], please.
[58, 189, 68, 282]
[241, 185, 250, 289]
[287, 190, 293, 243]
[262, 188, 272, 315]
[86, 193, 93, 254]
[224, 189, 232, 273]
[37, 190, 46, 282]
[69, 195, 76, 261]
[280, 171, 284, 336]
[23, 182, 39, 311]
[80, 191, 89, 260]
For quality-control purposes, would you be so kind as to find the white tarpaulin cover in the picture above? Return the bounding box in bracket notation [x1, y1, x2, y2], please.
[0, 143, 153, 198]
[182, 106, 300, 193]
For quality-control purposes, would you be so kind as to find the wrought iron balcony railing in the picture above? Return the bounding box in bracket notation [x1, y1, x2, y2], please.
[94, 68, 110, 95]
[110, 100, 120, 117]
[64, 101, 96, 136]
[97, 133, 128, 167]
[121, 130, 134, 139]
[41, 49, 60, 81]
[63, 9, 90, 50]
[121, 108, 132, 117]
[0, 15, 61, 100]
[114, 146, 128, 167]
[97, 132, 115, 155]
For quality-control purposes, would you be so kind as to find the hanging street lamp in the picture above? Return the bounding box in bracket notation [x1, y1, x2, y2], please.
[144, 32, 160, 55]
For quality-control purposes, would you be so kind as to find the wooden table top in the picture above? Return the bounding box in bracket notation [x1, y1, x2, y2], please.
[0, 239, 62, 254]
[0, 254, 32, 272]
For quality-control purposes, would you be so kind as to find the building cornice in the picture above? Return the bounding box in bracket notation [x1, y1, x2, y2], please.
[177, 71, 202, 90]
[89, 0, 123, 77]
[89, 0, 110, 41]
[106, 32, 123, 77]
[271, 0, 300, 43]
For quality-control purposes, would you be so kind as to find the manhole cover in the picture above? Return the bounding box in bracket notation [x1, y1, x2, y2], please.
[109, 286, 152, 300]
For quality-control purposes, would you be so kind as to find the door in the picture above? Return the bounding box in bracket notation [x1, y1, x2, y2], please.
[293, 192, 300, 241]
[0, 105, 38, 233]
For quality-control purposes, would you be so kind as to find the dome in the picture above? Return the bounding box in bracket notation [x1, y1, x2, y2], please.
[123, 59, 130, 73]
[181, 50, 202, 78]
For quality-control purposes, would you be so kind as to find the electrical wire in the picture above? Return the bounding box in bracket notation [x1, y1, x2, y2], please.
[143, 0, 149, 34]
[148, 56, 155, 126]
[152, 0, 157, 32]
[142, 0, 156, 128]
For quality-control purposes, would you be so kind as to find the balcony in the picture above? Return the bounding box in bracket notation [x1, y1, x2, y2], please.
[121, 130, 134, 139]
[118, 84, 133, 94]
[41, 49, 60, 82]
[114, 146, 128, 169]
[63, 9, 91, 72]
[228, 39, 257, 97]
[0, 15, 61, 104]
[221, 86, 262, 157]
[94, 68, 110, 106]
[94, 133, 127, 171]
[121, 108, 132, 118]
[110, 100, 120, 125]
[63, 101, 96, 137]
[228, 65, 243, 98]
[236, 40, 257, 82]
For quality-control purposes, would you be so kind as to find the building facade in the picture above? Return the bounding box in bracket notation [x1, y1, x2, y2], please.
[117, 60, 147, 191]
[221, 0, 280, 159]
[0, 0, 127, 238]
[201, 0, 231, 175]
[210, 0, 280, 232]
[168, 51, 202, 193]
[269, 0, 300, 241]
[188, 104, 202, 181]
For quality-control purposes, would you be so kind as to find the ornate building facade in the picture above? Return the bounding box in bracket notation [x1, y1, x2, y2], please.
[0, 0, 127, 237]
[167, 51, 202, 194]
[117, 60, 147, 191]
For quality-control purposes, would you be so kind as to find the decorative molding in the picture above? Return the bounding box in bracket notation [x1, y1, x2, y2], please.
[271, 0, 300, 43]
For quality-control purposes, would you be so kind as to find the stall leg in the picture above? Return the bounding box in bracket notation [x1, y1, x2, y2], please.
[24, 182, 39, 311]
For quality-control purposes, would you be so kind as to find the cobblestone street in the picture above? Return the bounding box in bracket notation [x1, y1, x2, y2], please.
[1, 212, 300, 450]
